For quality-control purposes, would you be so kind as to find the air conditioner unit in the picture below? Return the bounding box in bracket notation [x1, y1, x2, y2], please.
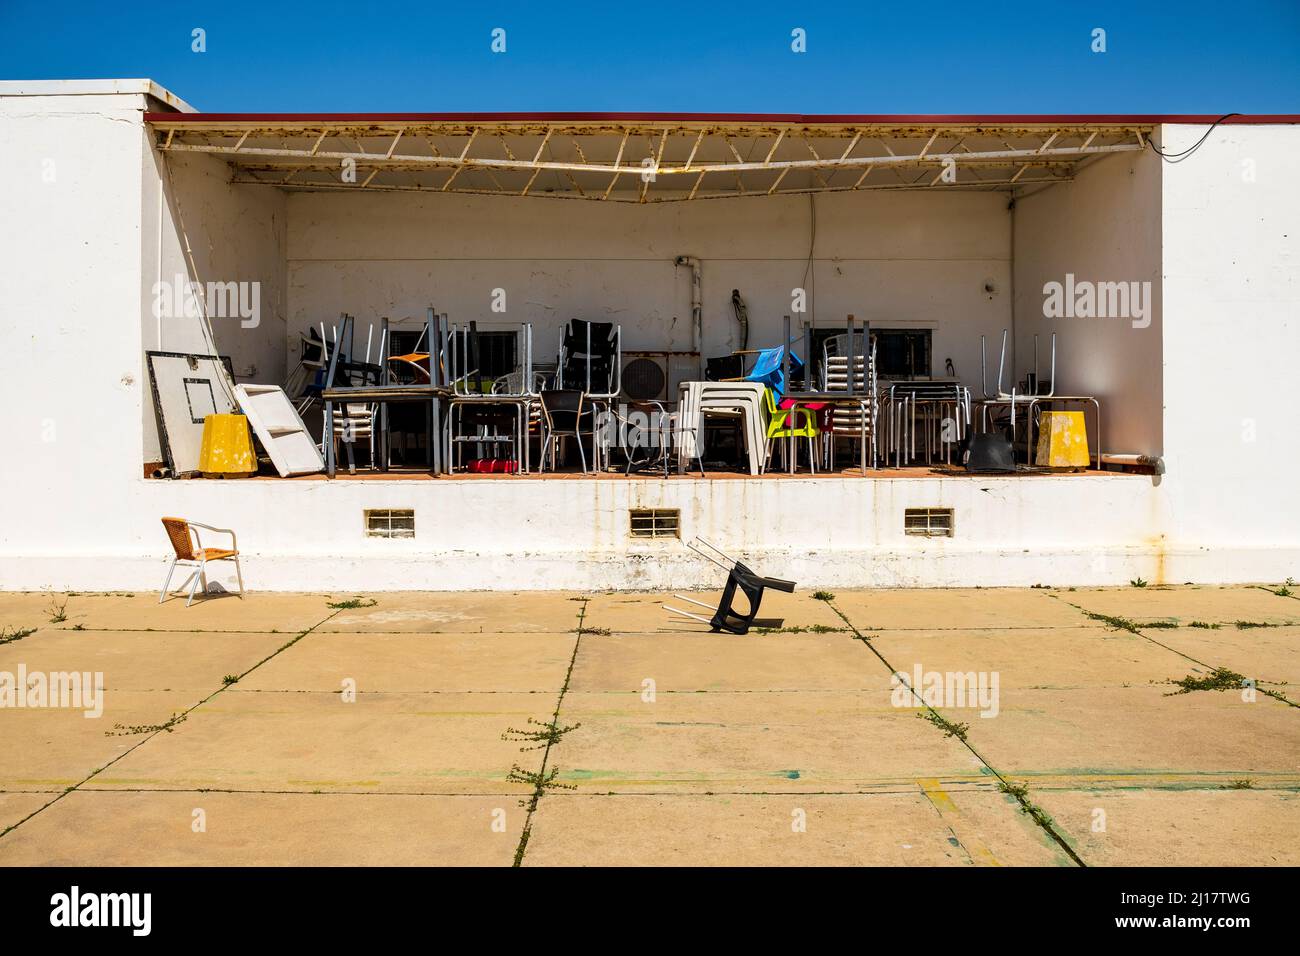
[620, 351, 700, 402]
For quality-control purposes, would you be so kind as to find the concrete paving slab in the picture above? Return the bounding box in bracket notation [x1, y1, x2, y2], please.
[238, 631, 577, 693]
[584, 590, 843, 634]
[1033, 788, 1300, 866]
[318, 591, 586, 633]
[832, 588, 1093, 631]
[45, 592, 336, 634]
[5, 584, 1298, 866]
[961, 686, 1300, 783]
[866, 626, 1185, 690]
[0, 790, 520, 866]
[1, 690, 205, 789]
[554, 690, 987, 793]
[1137, 625, 1300, 690]
[1062, 586, 1300, 627]
[522, 790, 1071, 866]
[0, 630, 291, 692]
[569, 632, 889, 693]
[0, 792, 59, 833]
[94, 690, 549, 795]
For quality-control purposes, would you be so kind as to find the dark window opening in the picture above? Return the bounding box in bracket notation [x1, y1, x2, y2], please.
[808, 327, 932, 382]
[874, 329, 932, 379]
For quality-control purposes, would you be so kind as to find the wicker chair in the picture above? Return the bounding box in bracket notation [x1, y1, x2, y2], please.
[159, 517, 245, 606]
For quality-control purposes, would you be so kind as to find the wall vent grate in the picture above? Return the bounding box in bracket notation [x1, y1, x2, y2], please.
[366, 509, 415, 539]
[629, 508, 680, 539]
[904, 507, 954, 537]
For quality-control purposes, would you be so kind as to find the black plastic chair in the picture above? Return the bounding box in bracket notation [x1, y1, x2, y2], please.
[663, 539, 798, 636]
[539, 389, 592, 473]
[707, 562, 797, 635]
[559, 320, 617, 393]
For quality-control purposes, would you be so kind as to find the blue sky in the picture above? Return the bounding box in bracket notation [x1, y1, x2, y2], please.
[2, 1, 1297, 113]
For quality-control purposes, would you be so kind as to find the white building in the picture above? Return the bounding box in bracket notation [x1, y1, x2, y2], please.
[1, 79, 1296, 592]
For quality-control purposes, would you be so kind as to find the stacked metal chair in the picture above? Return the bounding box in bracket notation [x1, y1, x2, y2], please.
[820, 332, 879, 471]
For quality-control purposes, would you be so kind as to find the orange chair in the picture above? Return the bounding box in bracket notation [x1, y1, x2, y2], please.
[159, 517, 245, 606]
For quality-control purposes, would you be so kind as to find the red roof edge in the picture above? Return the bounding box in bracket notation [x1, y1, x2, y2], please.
[143, 111, 1300, 125]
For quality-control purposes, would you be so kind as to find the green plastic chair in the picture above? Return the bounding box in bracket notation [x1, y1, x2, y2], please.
[763, 387, 818, 473]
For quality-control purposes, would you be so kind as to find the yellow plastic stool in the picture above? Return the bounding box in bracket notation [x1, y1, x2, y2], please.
[1035, 410, 1090, 468]
[199, 414, 257, 478]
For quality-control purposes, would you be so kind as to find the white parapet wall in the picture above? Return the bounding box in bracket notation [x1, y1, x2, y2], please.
[1, 470, 1287, 593]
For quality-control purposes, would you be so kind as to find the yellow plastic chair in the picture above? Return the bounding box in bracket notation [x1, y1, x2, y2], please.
[763, 388, 818, 473]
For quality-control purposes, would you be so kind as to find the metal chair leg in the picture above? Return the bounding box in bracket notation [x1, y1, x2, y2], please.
[158, 557, 178, 603]
[234, 556, 245, 599]
[185, 565, 203, 607]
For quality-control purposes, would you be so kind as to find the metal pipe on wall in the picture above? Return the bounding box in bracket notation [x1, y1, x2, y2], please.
[675, 255, 703, 378]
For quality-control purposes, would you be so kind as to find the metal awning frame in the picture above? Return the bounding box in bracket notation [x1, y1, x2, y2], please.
[150, 120, 1151, 202]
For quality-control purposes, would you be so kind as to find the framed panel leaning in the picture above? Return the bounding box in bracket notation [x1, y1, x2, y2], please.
[146, 351, 238, 476]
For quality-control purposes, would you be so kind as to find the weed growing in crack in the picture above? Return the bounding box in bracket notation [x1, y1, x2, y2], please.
[106, 712, 188, 737]
[583, 626, 611, 636]
[997, 779, 1056, 829]
[1234, 620, 1280, 629]
[45, 591, 68, 623]
[502, 717, 582, 752]
[221, 674, 239, 685]
[1189, 621, 1221, 629]
[1084, 610, 1141, 634]
[918, 710, 969, 742]
[1167, 667, 1247, 696]
[1227, 779, 1255, 790]
[0, 626, 36, 645]
[326, 597, 377, 610]
[999, 779, 1029, 800]
[1139, 620, 1178, 629]
[506, 764, 577, 808]
[1259, 686, 1298, 707]
[754, 624, 848, 635]
[811, 590, 835, 602]
[1130, 578, 1148, 588]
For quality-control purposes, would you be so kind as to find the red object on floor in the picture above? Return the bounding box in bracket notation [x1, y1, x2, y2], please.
[465, 458, 519, 474]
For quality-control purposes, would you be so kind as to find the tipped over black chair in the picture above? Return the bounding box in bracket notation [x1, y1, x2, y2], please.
[663, 539, 797, 635]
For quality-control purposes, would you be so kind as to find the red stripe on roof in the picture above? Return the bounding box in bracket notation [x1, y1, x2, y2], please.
[144, 111, 1300, 125]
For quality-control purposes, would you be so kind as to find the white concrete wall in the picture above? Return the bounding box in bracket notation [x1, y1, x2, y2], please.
[1012, 148, 1165, 455]
[0, 88, 157, 567]
[1159, 123, 1300, 562]
[287, 188, 1012, 388]
[141, 149, 288, 461]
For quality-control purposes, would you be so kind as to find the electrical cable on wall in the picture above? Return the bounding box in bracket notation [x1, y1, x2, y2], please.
[158, 151, 239, 407]
[802, 193, 816, 328]
[730, 289, 749, 351]
[1147, 113, 1240, 163]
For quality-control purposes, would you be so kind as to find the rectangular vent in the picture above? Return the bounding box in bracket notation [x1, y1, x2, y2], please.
[366, 509, 415, 539]
[905, 507, 954, 537]
[629, 508, 680, 539]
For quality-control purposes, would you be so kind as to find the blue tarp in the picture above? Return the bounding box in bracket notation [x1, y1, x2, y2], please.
[744, 347, 803, 400]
